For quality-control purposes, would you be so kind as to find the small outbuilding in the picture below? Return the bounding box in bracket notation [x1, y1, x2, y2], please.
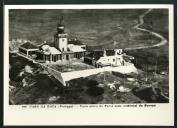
[19, 42, 38, 56]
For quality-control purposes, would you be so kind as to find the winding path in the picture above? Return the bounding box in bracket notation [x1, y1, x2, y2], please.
[125, 9, 168, 51]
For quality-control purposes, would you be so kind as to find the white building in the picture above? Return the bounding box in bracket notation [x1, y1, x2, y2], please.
[96, 49, 124, 67]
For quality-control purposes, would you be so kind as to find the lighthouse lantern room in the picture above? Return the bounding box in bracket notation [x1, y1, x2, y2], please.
[54, 16, 68, 52]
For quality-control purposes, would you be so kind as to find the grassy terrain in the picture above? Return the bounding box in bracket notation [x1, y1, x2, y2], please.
[9, 53, 40, 82]
[125, 44, 169, 72]
[141, 9, 169, 39]
[9, 9, 168, 49]
[9, 9, 160, 48]
[123, 9, 169, 73]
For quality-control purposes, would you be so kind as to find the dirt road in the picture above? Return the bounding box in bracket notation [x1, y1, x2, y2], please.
[125, 9, 168, 51]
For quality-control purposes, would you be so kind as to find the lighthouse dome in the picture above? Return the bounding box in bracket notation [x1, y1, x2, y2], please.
[57, 24, 65, 34]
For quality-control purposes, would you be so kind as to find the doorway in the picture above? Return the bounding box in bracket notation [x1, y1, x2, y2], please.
[66, 54, 69, 60]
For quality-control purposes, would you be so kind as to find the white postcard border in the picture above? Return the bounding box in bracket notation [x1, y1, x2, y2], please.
[4, 4, 174, 126]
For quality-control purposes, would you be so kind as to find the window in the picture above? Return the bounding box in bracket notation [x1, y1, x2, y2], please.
[66, 55, 69, 60]
[113, 59, 115, 62]
[62, 38, 65, 42]
[62, 48, 64, 51]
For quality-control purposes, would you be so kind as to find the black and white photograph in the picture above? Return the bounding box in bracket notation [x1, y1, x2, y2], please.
[4, 4, 174, 126]
[8, 8, 171, 105]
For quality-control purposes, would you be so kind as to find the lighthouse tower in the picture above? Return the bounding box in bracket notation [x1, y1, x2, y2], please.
[54, 16, 68, 51]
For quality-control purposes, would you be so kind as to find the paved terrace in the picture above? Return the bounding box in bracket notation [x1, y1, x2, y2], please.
[16, 53, 138, 86]
[61, 64, 138, 83]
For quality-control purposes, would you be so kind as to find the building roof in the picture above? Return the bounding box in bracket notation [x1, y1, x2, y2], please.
[106, 49, 115, 56]
[41, 45, 50, 51]
[49, 47, 61, 55]
[68, 44, 86, 52]
[93, 51, 104, 60]
[41, 45, 61, 55]
[85, 50, 116, 60]
[20, 42, 38, 49]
